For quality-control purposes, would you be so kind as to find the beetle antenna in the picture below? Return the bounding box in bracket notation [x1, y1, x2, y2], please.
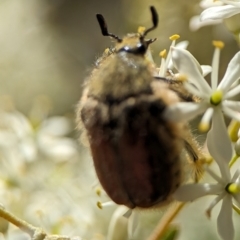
[142, 6, 158, 37]
[96, 14, 122, 42]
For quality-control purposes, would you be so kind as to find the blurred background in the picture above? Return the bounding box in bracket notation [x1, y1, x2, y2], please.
[0, 0, 239, 240]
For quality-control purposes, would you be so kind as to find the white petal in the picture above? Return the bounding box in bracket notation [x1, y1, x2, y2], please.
[163, 102, 206, 122]
[224, 84, 240, 99]
[221, 1, 240, 7]
[207, 109, 232, 179]
[206, 192, 226, 216]
[107, 206, 129, 240]
[171, 47, 212, 94]
[174, 183, 222, 201]
[39, 116, 73, 137]
[232, 169, 240, 182]
[205, 166, 225, 184]
[218, 51, 240, 93]
[222, 105, 240, 122]
[175, 40, 189, 49]
[38, 136, 78, 161]
[168, 41, 189, 69]
[201, 5, 240, 21]
[128, 211, 139, 238]
[201, 65, 212, 77]
[189, 15, 222, 31]
[184, 82, 207, 98]
[223, 100, 240, 111]
[217, 195, 234, 240]
[200, 0, 223, 8]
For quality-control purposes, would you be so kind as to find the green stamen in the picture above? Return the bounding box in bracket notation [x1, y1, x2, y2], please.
[210, 90, 223, 105]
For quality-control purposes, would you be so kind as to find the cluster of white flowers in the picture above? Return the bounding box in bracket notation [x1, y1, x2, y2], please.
[160, 2, 240, 240]
[190, 0, 240, 31]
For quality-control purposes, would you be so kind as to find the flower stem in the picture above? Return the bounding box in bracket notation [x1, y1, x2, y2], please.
[147, 202, 185, 240]
[0, 206, 46, 239]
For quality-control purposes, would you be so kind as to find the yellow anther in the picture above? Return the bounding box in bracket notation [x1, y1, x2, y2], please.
[212, 41, 225, 49]
[104, 48, 110, 54]
[210, 90, 223, 105]
[198, 122, 210, 133]
[95, 187, 101, 196]
[226, 183, 240, 194]
[228, 120, 240, 142]
[159, 49, 167, 58]
[169, 34, 180, 41]
[97, 201, 102, 209]
[175, 74, 187, 82]
[138, 26, 146, 34]
[204, 156, 213, 165]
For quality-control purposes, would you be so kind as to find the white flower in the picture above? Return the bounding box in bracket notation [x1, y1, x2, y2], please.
[0, 110, 79, 164]
[155, 34, 211, 78]
[106, 206, 130, 240]
[189, 0, 223, 31]
[174, 136, 240, 240]
[157, 35, 189, 77]
[200, 0, 240, 21]
[189, 15, 222, 31]
[164, 41, 240, 163]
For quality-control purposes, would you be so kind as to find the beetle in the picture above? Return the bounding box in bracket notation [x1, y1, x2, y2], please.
[77, 6, 202, 209]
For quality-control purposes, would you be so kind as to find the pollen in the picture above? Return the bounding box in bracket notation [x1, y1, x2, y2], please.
[228, 120, 240, 142]
[104, 48, 110, 54]
[226, 183, 240, 194]
[212, 41, 225, 49]
[210, 90, 223, 105]
[138, 26, 146, 34]
[97, 201, 102, 209]
[169, 34, 180, 41]
[175, 73, 187, 82]
[95, 187, 102, 196]
[198, 122, 210, 133]
[159, 49, 167, 58]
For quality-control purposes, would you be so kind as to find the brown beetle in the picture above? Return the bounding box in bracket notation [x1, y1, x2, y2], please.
[77, 6, 202, 209]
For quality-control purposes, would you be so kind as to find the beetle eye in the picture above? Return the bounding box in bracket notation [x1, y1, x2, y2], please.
[118, 43, 147, 54]
[136, 43, 146, 54]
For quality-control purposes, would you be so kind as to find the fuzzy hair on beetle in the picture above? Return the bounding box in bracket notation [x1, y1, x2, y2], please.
[77, 6, 203, 209]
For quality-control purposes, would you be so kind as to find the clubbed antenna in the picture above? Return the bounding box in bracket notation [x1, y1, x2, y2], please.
[142, 6, 159, 37]
[96, 14, 122, 42]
